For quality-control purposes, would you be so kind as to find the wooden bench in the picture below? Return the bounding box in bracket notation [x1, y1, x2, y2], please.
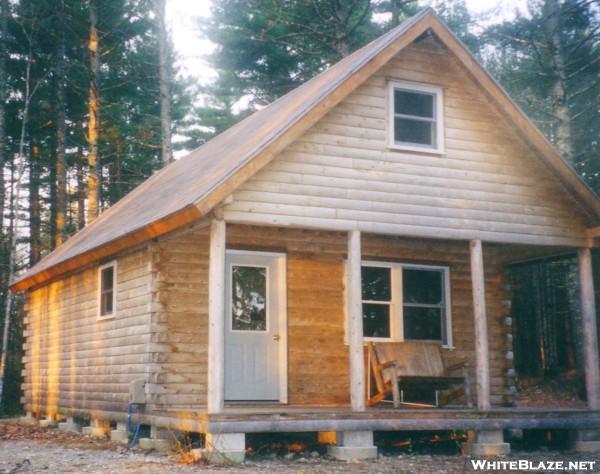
[367, 341, 473, 408]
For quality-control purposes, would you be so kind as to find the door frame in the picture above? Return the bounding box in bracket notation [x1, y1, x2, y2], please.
[225, 249, 288, 403]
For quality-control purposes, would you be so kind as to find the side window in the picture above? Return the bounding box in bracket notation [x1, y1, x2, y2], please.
[361, 266, 392, 339]
[98, 262, 116, 319]
[389, 81, 444, 153]
[403, 267, 447, 344]
[354, 262, 451, 345]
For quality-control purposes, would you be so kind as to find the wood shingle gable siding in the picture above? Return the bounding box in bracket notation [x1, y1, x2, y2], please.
[11, 8, 600, 292]
[225, 39, 588, 246]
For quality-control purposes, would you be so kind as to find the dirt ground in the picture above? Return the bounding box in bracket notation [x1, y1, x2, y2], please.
[516, 375, 587, 409]
[0, 419, 597, 473]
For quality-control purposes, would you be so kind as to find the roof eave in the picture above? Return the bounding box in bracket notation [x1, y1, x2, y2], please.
[10, 204, 203, 292]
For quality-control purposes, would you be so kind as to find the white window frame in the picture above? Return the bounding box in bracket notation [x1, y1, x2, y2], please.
[97, 260, 117, 320]
[350, 260, 453, 347]
[387, 80, 445, 154]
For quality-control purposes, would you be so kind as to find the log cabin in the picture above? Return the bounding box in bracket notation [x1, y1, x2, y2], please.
[10, 8, 600, 461]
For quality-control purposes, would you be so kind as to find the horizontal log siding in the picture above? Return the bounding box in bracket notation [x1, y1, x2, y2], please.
[227, 224, 350, 405]
[149, 225, 210, 409]
[22, 247, 152, 416]
[225, 39, 588, 246]
[226, 224, 512, 406]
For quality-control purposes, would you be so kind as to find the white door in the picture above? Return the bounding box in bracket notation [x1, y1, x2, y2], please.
[224, 251, 286, 401]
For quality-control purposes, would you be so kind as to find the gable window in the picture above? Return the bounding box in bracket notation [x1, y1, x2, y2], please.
[388, 81, 444, 153]
[359, 262, 452, 346]
[98, 261, 116, 319]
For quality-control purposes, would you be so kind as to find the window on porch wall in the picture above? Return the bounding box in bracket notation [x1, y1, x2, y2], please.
[359, 262, 452, 346]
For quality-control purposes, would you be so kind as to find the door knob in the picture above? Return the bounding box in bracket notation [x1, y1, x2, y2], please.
[272, 334, 281, 342]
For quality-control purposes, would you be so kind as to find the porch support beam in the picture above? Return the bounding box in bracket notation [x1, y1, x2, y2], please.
[347, 230, 366, 412]
[208, 218, 226, 414]
[578, 247, 600, 411]
[470, 239, 491, 411]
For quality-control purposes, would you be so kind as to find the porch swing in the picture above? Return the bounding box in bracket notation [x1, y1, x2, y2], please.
[366, 341, 473, 408]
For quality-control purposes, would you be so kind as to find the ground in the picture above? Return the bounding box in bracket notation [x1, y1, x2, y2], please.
[516, 375, 586, 409]
[0, 420, 597, 473]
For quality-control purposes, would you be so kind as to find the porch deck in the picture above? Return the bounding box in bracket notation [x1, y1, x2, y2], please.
[154, 404, 600, 435]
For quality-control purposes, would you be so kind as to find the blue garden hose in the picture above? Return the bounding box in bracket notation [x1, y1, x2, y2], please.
[127, 403, 143, 447]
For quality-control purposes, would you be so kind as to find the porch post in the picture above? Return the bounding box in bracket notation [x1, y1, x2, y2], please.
[207, 218, 226, 414]
[328, 230, 376, 461]
[470, 239, 491, 411]
[578, 247, 600, 410]
[347, 230, 365, 411]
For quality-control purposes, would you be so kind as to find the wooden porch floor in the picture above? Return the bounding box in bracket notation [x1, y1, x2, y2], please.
[154, 404, 600, 434]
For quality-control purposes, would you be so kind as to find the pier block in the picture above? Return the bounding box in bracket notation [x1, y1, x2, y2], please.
[58, 417, 82, 433]
[110, 421, 129, 444]
[82, 419, 110, 438]
[468, 430, 510, 456]
[138, 426, 172, 452]
[327, 431, 378, 461]
[192, 432, 246, 464]
[571, 429, 600, 453]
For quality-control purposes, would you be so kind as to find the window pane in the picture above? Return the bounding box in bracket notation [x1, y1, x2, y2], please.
[101, 267, 114, 293]
[403, 268, 443, 304]
[404, 306, 442, 341]
[100, 266, 114, 316]
[394, 117, 434, 146]
[231, 265, 267, 331]
[362, 266, 391, 301]
[101, 291, 113, 315]
[363, 303, 391, 338]
[394, 90, 434, 118]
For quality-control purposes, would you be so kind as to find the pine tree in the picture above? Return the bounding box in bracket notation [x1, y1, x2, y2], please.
[483, 0, 600, 191]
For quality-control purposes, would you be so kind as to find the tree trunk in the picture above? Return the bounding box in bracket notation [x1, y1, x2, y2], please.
[0, 43, 35, 406]
[55, 0, 67, 246]
[86, 0, 100, 223]
[0, 0, 8, 235]
[109, 140, 121, 204]
[390, 0, 402, 28]
[29, 141, 41, 265]
[0, 0, 8, 408]
[77, 153, 85, 230]
[333, 5, 351, 58]
[156, 0, 172, 167]
[542, 0, 573, 162]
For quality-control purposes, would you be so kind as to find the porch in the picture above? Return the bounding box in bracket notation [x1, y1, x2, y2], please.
[155, 405, 600, 434]
[138, 404, 600, 460]
[192, 220, 600, 460]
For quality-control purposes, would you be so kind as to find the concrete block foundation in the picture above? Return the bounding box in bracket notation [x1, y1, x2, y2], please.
[327, 431, 378, 461]
[19, 412, 37, 425]
[192, 432, 246, 464]
[110, 422, 129, 444]
[138, 426, 172, 452]
[38, 416, 58, 429]
[571, 429, 600, 453]
[82, 419, 111, 438]
[58, 417, 82, 433]
[468, 430, 510, 456]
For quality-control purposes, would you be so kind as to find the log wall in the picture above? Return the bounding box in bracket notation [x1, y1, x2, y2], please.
[224, 38, 588, 247]
[228, 224, 511, 406]
[147, 224, 210, 410]
[22, 247, 152, 416]
[23, 222, 517, 416]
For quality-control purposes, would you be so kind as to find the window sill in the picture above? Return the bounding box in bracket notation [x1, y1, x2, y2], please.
[97, 314, 116, 321]
[343, 339, 452, 347]
[387, 143, 446, 156]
